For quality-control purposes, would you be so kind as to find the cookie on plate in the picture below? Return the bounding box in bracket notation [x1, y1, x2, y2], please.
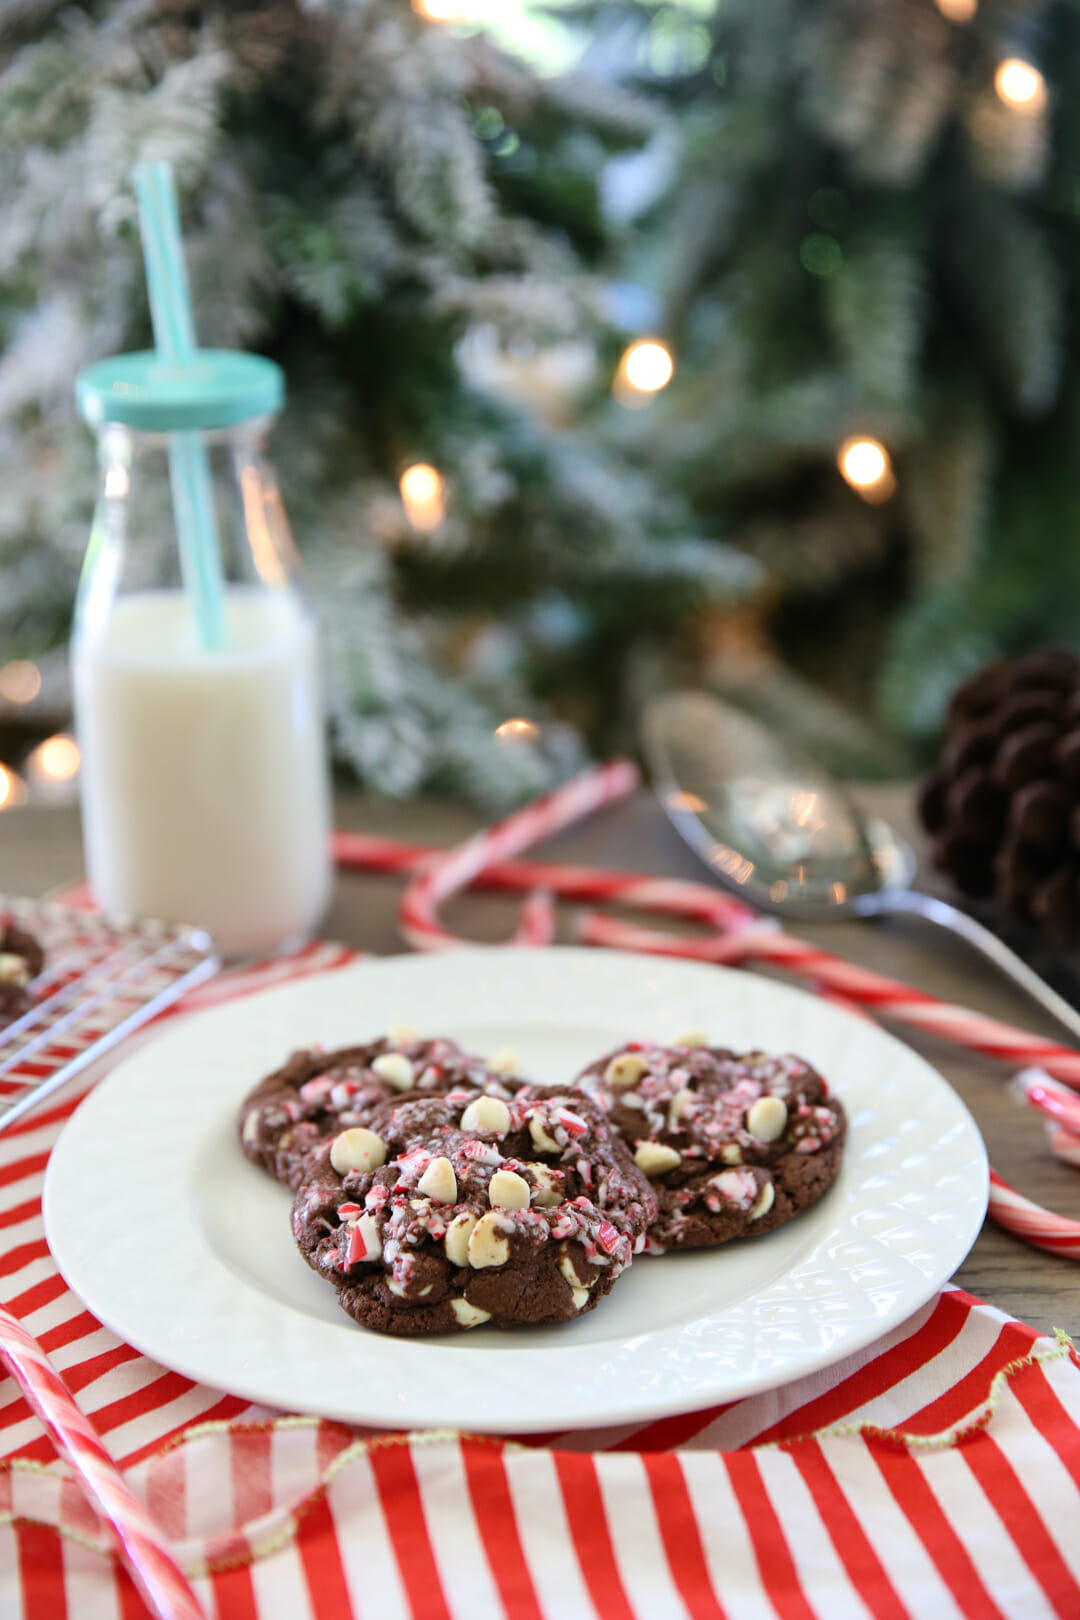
[575, 1040, 846, 1252]
[0, 914, 44, 1029]
[238, 1032, 520, 1189]
[291, 1083, 659, 1336]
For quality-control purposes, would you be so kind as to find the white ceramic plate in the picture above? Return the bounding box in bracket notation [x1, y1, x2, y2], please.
[43, 948, 988, 1434]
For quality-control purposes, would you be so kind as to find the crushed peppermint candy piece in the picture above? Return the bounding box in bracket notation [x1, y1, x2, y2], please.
[346, 1213, 382, 1265]
[596, 1219, 620, 1255]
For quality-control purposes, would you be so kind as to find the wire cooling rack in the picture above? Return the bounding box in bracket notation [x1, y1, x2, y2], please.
[0, 897, 219, 1134]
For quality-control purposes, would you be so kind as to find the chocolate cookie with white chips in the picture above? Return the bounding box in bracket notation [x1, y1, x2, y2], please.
[291, 1083, 659, 1336]
[238, 1030, 522, 1190]
[0, 914, 44, 1029]
[575, 1038, 846, 1252]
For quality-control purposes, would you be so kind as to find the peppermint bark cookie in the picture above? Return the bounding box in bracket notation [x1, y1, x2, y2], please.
[291, 1084, 658, 1336]
[238, 1033, 520, 1189]
[575, 1041, 846, 1252]
[0, 915, 44, 1029]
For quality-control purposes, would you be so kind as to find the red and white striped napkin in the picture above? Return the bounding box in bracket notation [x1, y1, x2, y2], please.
[2, 944, 1079, 1620]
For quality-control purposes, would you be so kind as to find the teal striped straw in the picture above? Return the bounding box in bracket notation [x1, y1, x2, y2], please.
[133, 161, 225, 649]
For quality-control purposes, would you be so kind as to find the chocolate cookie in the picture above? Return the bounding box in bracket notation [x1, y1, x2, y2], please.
[575, 1041, 846, 1252]
[0, 914, 44, 1030]
[291, 1083, 659, 1336]
[238, 1031, 519, 1189]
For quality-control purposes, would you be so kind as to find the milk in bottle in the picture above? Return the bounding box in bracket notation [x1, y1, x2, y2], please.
[72, 352, 331, 955]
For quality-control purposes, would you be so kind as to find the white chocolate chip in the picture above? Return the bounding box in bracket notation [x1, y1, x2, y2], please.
[386, 1276, 432, 1298]
[720, 1143, 743, 1165]
[750, 1180, 775, 1221]
[571, 1287, 590, 1311]
[0, 953, 29, 987]
[444, 1212, 477, 1266]
[372, 1052, 415, 1091]
[528, 1112, 561, 1154]
[489, 1169, 530, 1211]
[634, 1141, 682, 1176]
[330, 1127, 387, 1175]
[603, 1052, 648, 1091]
[558, 1253, 592, 1290]
[461, 1095, 511, 1135]
[674, 1028, 707, 1048]
[417, 1156, 457, 1203]
[527, 1163, 562, 1208]
[488, 1047, 519, 1074]
[387, 1023, 417, 1048]
[451, 1298, 491, 1328]
[747, 1096, 788, 1143]
[467, 1211, 511, 1268]
[241, 1110, 260, 1144]
[668, 1087, 694, 1124]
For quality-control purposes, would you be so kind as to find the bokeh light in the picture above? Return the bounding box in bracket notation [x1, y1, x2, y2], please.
[0, 660, 42, 705]
[0, 764, 28, 811]
[619, 339, 675, 395]
[29, 733, 81, 783]
[411, 0, 467, 20]
[667, 790, 708, 814]
[934, 0, 977, 21]
[837, 437, 896, 503]
[399, 463, 446, 533]
[994, 58, 1047, 113]
[494, 717, 541, 744]
[799, 233, 843, 277]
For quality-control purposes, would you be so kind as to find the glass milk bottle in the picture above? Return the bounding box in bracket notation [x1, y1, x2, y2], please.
[71, 352, 331, 956]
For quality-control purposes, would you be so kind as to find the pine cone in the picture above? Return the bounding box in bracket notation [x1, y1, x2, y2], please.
[918, 647, 1080, 939]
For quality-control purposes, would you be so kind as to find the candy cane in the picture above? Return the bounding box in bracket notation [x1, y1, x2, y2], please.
[398, 761, 640, 951]
[334, 831, 756, 930]
[986, 1170, 1080, 1258]
[1048, 1125, 1080, 1169]
[0, 1304, 204, 1619]
[517, 888, 557, 948]
[1011, 1068, 1080, 1136]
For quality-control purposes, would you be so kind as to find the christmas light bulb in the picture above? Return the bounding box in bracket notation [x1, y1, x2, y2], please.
[837, 437, 896, 503]
[618, 339, 675, 396]
[29, 734, 80, 783]
[494, 718, 540, 744]
[0, 660, 41, 705]
[399, 464, 446, 533]
[411, 0, 467, 20]
[0, 764, 28, 811]
[995, 58, 1047, 113]
[934, 0, 977, 21]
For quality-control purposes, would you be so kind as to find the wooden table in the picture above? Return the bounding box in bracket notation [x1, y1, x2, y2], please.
[3, 784, 1078, 1335]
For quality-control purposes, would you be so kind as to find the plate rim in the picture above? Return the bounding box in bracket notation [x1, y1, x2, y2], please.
[43, 946, 989, 1433]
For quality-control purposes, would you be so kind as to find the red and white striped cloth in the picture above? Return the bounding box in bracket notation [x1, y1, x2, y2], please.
[3, 946, 1080, 1620]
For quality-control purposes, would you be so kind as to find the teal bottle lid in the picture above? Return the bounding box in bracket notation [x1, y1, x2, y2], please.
[75, 350, 284, 433]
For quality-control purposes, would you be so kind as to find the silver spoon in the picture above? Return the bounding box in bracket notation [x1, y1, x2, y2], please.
[642, 689, 1080, 1043]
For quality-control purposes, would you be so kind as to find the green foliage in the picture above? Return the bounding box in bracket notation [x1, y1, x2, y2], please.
[593, 0, 1080, 747]
[881, 404, 1080, 747]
